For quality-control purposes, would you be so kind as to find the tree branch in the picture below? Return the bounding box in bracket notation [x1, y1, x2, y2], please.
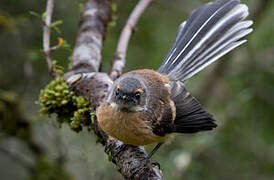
[65, 0, 163, 179]
[43, 0, 57, 77]
[65, 0, 111, 78]
[110, 0, 154, 80]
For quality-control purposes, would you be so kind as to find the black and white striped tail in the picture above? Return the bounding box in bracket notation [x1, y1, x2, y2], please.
[157, 0, 253, 82]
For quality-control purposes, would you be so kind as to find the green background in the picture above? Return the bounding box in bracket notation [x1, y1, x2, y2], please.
[1, 0, 274, 179]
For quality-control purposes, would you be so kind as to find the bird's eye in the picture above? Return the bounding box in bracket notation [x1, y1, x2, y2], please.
[115, 90, 120, 96]
[135, 92, 141, 99]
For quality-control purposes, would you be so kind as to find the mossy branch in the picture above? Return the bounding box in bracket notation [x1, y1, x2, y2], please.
[37, 78, 93, 132]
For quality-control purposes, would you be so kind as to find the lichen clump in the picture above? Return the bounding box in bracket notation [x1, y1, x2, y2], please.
[70, 96, 92, 132]
[37, 78, 93, 132]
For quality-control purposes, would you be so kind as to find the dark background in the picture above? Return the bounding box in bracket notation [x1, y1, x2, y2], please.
[1, 0, 274, 179]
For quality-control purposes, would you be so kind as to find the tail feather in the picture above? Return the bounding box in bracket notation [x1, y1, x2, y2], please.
[157, 0, 253, 82]
[184, 39, 247, 80]
[184, 20, 253, 75]
[164, 21, 186, 62]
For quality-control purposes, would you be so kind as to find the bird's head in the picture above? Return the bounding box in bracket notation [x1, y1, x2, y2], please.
[108, 76, 147, 112]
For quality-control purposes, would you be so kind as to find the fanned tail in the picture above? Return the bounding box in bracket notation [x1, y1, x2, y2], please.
[157, 0, 253, 82]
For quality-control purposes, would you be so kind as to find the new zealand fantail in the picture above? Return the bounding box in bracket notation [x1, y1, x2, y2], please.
[97, 0, 253, 157]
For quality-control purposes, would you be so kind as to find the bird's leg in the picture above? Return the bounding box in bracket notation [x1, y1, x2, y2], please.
[148, 143, 163, 159]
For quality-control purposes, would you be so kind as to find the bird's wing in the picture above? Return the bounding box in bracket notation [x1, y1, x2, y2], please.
[170, 81, 217, 133]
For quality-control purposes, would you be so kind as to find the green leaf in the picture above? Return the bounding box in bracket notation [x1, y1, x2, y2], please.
[29, 11, 42, 19]
[51, 20, 63, 27]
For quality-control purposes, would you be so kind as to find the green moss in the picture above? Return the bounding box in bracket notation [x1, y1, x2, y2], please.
[37, 78, 93, 132]
[70, 96, 92, 132]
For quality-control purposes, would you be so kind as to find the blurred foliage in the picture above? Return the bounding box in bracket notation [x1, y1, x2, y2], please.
[0, 89, 74, 180]
[1, 0, 274, 180]
[30, 156, 74, 180]
[0, 90, 31, 140]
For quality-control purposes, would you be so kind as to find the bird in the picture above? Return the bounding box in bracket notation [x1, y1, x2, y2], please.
[97, 0, 253, 158]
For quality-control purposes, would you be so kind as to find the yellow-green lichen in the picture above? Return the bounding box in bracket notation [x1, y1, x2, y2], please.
[70, 96, 92, 132]
[37, 78, 93, 132]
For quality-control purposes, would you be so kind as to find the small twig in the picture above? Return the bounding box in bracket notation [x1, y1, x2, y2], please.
[40, 39, 63, 55]
[43, 0, 57, 77]
[49, 39, 63, 51]
[110, 0, 154, 80]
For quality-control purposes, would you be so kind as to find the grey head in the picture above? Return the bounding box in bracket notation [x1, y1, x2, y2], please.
[108, 76, 147, 112]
